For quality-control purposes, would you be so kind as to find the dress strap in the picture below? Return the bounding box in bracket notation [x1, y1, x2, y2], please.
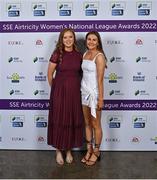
[93, 53, 103, 62]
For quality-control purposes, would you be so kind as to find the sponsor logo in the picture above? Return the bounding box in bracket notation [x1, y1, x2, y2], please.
[8, 41, 23, 45]
[105, 138, 120, 142]
[110, 2, 125, 16]
[136, 56, 151, 63]
[137, 2, 151, 16]
[150, 137, 157, 144]
[134, 90, 149, 96]
[32, 3, 46, 16]
[132, 115, 147, 128]
[33, 57, 48, 63]
[84, 2, 99, 16]
[8, 57, 23, 63]
[131, 136, 141, 143]
[37, 136, 45, 143]
[35, 72, 46, 81]
[133, 72, 145, 82]
[106, 40, 123, 45]
[9, 89, 24, 96]
[105, 73, 123, 83]
[107, 115, 122, 128]
[7, 3, 21, 17]
[109, 89, 124, 96]
[11, 115, 25, 127]
[34, 89, 48, 96]
[35, 115, 47, 128]
[35, 39, 43, 46]
[135, 38, 143, 45]
[7, 73, 25, 83]
[58, 2, 72, 16]
[11, 137, 25, 142]
[110, 56, 125, 63]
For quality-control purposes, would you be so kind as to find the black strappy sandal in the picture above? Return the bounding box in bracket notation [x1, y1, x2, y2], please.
[81, 140, 93, 163]
[86, 144, 101, 166]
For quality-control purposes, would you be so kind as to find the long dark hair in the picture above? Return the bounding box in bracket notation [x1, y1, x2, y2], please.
[54, 28, 78, 63]
[85, 31, 107, 61]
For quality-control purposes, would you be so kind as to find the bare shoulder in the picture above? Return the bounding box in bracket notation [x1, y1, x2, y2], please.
[95, 53, 106, 63]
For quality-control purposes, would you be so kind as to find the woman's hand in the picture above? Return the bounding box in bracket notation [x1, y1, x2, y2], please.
[97, 99, 104, 111]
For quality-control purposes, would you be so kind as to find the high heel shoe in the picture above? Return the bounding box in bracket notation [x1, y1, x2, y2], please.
[86, 151, 101, 166]
[81, 140, 93, 163]
[85, 143, 101, 166]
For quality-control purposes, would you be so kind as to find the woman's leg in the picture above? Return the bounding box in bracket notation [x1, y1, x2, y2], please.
[81, 105, 93, 163]
[86, 110, 102, 166]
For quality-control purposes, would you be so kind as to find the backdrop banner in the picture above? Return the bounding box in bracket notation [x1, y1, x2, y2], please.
[0, 0, 157, 150]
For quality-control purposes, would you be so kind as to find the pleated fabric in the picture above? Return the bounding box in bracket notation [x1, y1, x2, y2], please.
[47, 50, 84, 150]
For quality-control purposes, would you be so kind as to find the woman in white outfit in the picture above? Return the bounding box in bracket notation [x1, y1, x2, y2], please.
[81, 31, 107, 166]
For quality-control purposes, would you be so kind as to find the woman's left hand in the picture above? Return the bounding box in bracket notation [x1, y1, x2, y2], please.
[97, 99, 104, 111]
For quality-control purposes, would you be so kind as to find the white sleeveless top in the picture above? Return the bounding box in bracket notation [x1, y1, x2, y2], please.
[81, 52, 103, 118]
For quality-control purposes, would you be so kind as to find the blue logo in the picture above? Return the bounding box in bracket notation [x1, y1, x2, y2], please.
[111, 2, 125, 16]
[58, 3, 72, 16]
[11, 115, 25, 127]
[108, 115, 122, 128]
[7, 4, 21, 17]
[32, 3, 46, 16]
[84, 2, 99, 16]
[137, 2, 151, 16]
[133, 116, 146, 128]
[35, 116, 47, 128]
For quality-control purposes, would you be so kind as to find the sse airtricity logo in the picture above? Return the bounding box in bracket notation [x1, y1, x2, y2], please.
[35, 115, 47, 128]
[136, 56, 151, 63]
[32, 3, 46, 16]
[132, 116, 147, 128]
[110, 2, 125, 16]
[134, 89, 149, 96]
[107, 115, 122, 128]
[110, 56, 125, 63]
[7, 3, 21, 17]
[84, 2, 99, 16]
[10, 115, 25, 127]
[58, 2, 72, 16]
[137, 2, 152, 16]
[8, 57, 23, 63]
[33, 57, 48, 63]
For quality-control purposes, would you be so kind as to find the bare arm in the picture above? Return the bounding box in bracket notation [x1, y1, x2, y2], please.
[95, 54, 106, 109]
[47, 62, 57, 86]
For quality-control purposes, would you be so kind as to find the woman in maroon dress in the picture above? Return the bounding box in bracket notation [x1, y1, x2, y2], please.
[47, 29, 83, 165]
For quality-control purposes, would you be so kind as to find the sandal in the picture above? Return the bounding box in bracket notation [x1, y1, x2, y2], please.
[86, 144, 101, 166]
[81, 140, 93, 163]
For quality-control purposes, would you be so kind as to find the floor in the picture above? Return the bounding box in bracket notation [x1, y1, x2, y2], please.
[0, 150, 157, 179]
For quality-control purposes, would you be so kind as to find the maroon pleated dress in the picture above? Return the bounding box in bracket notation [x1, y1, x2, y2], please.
[47, 49, 84, 150]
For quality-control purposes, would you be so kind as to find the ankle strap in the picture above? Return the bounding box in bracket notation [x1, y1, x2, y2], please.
[86, 139, 93, 144]
[95, 144, 100, 148]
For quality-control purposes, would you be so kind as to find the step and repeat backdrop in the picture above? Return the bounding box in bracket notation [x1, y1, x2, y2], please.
[0, 0, 157, 150]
